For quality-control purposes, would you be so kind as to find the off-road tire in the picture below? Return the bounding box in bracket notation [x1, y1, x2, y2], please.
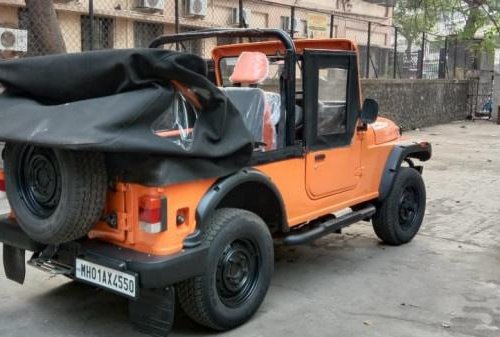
[177, 208, 274, 331]
[372, 167, 426, 245]
[3, 143, 107, 244]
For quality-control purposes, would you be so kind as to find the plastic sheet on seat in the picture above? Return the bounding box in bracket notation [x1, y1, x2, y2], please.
[152, 93, 197, 151]
[222, 87, 266, 149]
[263, 92, 282, 150]
[264, 92, 281, 126]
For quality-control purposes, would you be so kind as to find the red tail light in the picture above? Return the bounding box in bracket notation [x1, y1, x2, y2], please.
[139, 195, 167, 234]
[0, 171, 5, 192]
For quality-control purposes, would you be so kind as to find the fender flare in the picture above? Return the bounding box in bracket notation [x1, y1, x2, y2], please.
[183, 168, 287, 248]
[379, 142, 432, 202]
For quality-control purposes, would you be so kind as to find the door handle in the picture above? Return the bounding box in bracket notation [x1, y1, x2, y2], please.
[315, 154, 326, 162]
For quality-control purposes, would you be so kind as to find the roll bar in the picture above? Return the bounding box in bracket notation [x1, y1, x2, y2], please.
[149, 28, 296, 54]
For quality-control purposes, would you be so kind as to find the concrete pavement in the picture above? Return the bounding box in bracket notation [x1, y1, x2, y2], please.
[0, 121, 499, 337]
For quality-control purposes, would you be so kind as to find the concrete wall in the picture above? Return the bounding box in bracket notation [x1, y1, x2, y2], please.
[362, 79, 469, 130]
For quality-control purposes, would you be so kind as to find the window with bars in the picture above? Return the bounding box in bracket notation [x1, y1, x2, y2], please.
[280, 16, 290, 32]
[81, 15, 114, 51]
[134, 22, 164, 48]
[300, 20, 308, 38]
[179, 27, 202, 56]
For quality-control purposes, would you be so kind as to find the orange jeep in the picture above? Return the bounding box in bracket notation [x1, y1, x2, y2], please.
[0, 29, 431, 335]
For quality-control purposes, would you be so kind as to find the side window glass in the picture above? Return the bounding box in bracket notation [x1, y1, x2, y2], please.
[317, 67, 348, 135]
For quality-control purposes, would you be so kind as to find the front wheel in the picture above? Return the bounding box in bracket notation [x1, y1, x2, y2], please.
[372, 167, 426, 245]
[177, 208, 274, 331]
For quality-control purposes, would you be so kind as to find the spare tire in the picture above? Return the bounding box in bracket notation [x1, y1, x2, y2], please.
[3, 143, 107, 244]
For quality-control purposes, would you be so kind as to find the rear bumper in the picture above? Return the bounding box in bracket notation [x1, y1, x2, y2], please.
[0, 216, 208, 289]
[79, 240, 208, 288]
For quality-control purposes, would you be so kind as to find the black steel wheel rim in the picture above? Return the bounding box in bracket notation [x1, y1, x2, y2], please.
[398, 185, 419, 230]
[16, 146, 62, 219]
[216, 239, 260, 308]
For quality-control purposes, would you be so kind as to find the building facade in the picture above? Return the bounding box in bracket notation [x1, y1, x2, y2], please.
[0, 0, 394, 74]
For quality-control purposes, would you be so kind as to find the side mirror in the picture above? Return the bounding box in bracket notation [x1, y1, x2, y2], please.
[361, 98, 379, 124]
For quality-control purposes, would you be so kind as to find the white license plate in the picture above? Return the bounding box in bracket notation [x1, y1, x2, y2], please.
[75, 258, 138, 299]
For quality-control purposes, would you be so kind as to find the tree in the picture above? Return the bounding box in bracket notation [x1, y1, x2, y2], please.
[24, 0, 66, 56]
[394, 0, 500, 50]
[458, 0, 500, 48]
[394, 0, 441, 54]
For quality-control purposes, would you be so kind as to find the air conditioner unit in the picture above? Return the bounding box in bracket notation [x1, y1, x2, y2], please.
[231, 8, 252, 26]
[281, 17, 301, 33]
[185, 0, 208, 17]
[0, 28, 28, 52]
[135, 0, 165, 12]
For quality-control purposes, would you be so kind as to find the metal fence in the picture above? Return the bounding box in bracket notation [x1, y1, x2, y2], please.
[2, 0, 490, 80]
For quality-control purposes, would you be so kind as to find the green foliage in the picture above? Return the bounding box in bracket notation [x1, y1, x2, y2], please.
[479, 26, 500, 50]
[394, 0, 445, 49]
[394, 0, 500, 49]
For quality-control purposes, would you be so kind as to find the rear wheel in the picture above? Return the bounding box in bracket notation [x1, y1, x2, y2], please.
[177, 208, 273, 331]
[3, 143, 107, 244]
[372, 167, 426, 245]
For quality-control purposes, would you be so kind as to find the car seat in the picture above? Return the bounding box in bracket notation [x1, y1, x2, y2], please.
[222, 52, 279, 151]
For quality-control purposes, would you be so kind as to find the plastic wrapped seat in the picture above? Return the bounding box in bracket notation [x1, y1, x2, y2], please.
[223, 51, 281, 151]
[222, 87, 268, 149]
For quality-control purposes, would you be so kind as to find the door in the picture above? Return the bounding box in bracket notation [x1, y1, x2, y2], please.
[303, 50, 362, 199]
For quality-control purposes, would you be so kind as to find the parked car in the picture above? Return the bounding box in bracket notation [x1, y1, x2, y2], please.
[0, 29, 431, 336]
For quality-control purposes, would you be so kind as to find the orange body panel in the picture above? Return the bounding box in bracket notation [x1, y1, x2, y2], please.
[84, 117, 398, 255]
[305, 134, 362, 199]
[257, 122, 396, 226]
[89, 179, 216, 255]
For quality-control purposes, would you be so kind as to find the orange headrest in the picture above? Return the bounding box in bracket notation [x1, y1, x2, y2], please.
[230, 51, 269, 85]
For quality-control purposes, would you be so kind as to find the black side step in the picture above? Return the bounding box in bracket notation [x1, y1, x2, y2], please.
[283, 205, 376, 245]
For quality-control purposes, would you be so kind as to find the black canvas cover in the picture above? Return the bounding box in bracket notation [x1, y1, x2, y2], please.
[0, 49, 254, 185]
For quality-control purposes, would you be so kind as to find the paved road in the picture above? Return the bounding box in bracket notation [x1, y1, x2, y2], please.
[1, 121, 500, 337]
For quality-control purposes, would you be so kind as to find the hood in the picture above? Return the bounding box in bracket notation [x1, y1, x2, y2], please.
[369, 117, 400, 145]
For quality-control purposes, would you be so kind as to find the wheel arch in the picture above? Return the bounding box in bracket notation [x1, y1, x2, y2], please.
[379, 142, 432, 202]
[184, 168, 288, 248]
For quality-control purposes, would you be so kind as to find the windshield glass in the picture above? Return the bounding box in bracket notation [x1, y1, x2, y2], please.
[220, 56, 302, 93]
